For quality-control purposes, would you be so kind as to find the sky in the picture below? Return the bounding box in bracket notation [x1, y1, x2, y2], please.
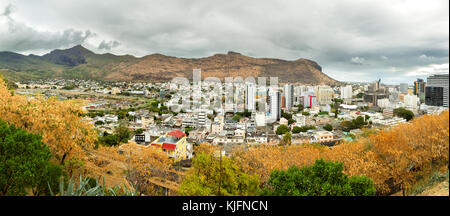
[0, 0, 448, 84]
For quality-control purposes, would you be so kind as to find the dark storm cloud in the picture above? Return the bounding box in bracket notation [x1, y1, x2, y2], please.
[0, 4, 94, 53]
[0, 0, 448, 83]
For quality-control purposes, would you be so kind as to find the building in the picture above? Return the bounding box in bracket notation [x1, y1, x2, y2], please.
[399, 83, 409, 94]
[404, 94, 418, 109]
[315, 86, 333, 105]
[414, 78, 426, 102]
[383, 108, 394, 118]
[425, 86, 444, 107]
[211, 122, 223, 135]
[150, 130, 191, 161]
[268, 89, 281, 121]
[293, 114, 306, 127]
[255, 112, 266, 127]
[315, 131, 334, 143]
[426, 74, 449, 107]
[246, 83, 256, 111]
[302, 94, 317, 108]
[284, 84, 294, 110]
[340, 85, 353, 99]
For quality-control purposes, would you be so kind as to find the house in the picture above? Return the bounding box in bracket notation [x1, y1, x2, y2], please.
[149, 130, 192, 161]
[315, 131, 334, 143]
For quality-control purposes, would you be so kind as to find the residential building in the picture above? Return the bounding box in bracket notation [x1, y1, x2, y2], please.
[284, 84, 294, 110]
[315, 131, 334, 143]
[150, 130, 191, 161]
[340, 85, 352, 99]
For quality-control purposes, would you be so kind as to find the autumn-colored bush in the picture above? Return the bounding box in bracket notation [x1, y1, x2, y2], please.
[0, 79, 98, 175]
[233, 111, 449, 195]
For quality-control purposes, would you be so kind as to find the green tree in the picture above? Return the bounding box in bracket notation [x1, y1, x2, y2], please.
[178, 153, 260, 196]
[318, 111, 329, 115]
[232, 114, 242, 122]
[115, 125, 131, 144]
[323, 124, 333, 131]
[135, 128, 144, 134]
[276, 125, 290, 135]
[0, 120, 63, 196]
[280, 132, 292, 146]
[292, 125, 316, 133]
[261, 159, 376, 196]
[393, 108, 414, 121]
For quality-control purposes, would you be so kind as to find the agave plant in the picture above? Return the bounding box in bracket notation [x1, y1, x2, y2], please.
[49, 175, 138, 196]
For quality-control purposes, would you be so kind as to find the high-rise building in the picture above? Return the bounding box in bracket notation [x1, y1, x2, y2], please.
[284, 84, 294, 110]
[404, 94, 418, 108]
[268, 89, 281, 121]
[399, 83, 409, 94]
[246, 83, 256, 111]
[315, 85, 333, 105]
[425, 86, 444, 107]
[414, 78, 426, 103]
[426, 74, 449, 107]
[340, 85, 352, 99]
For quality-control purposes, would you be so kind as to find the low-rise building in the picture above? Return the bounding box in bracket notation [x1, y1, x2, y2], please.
[315, 131, 334, 143]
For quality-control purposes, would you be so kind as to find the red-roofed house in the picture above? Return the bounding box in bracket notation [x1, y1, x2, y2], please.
[149, 130, 191, 161]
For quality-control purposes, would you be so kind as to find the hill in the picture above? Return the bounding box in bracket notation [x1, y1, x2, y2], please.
[0, 45, 339, 85]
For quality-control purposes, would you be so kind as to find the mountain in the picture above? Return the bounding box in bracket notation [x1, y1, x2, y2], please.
[0, 45, 339, 85]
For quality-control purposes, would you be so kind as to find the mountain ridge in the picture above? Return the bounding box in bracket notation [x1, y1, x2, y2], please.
[0, 45, 339, 85]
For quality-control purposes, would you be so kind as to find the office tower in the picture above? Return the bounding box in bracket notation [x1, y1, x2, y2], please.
[284, 84, 294, 110]
[426, 74, 449, 107]
[268, 89, 281, 121]
[246, 83, 256, 111]
[414, 78, 426, 102]
[399, 83, 409, 94]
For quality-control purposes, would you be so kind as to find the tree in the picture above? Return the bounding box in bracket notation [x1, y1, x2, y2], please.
[178, 153, 260, 196]
[0, 120, 63, 196]
[276, 125, 290, 135]
[318, 111, 329, 116]
[393, 108, 414, 121]
[323, 124, 333, 131]
[280, 132, 292, 146]
[135, 128, 144, 134]
[232, 114, 242, 122]
[114, 125, 132, 144]
[292, 125, 316, 133]
[261, 159, 376, 196]
[0, 79, 97, 175]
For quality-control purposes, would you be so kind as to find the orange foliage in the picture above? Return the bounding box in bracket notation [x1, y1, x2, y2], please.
[0, 79, 98, 173]
[233, 111, 449, 194]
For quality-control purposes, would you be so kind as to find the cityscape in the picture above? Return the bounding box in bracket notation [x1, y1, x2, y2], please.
[0, 0, 448, 211]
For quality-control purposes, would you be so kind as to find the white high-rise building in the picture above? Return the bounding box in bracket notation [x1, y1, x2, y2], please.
[404, 94, 419, 108]
[284, 84, 294, 110]
[340, 85, 353, 99]
[268, 89, 281, 121]
[246, 83, 256, 111]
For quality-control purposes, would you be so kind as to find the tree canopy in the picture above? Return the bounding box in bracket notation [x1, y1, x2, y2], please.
[261, 159, 376, 196]
[0, 120, 63, 196]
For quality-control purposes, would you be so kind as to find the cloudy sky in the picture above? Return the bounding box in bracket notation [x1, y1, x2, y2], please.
[0, 0, 448, 84]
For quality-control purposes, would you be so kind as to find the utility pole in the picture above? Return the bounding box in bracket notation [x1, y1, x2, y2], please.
[218, 147, 222, 196]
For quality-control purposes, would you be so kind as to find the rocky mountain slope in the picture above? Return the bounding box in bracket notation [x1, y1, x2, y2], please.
[0, 45, 339, 85]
